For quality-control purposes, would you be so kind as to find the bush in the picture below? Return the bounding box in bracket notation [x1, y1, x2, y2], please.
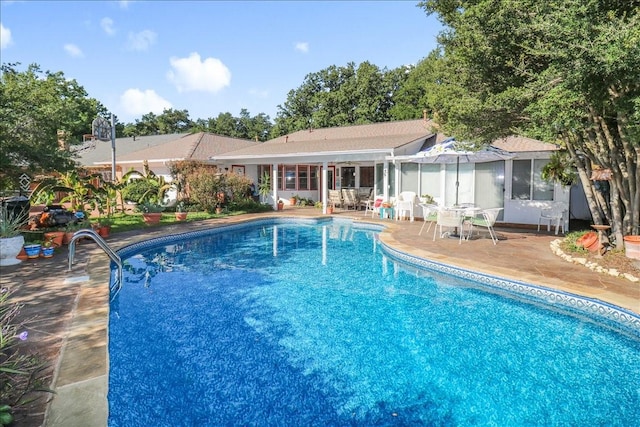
[121, 180, 157, 204]
[187, 169, 226, 212]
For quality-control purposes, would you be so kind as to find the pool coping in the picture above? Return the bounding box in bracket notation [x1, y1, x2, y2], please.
[44, 215, 640, 426]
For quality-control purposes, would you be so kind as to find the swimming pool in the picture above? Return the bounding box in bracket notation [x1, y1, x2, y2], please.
[110, 218, 640, 426]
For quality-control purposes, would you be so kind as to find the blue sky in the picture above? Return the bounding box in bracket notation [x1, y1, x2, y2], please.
[0, 1, 443, 124]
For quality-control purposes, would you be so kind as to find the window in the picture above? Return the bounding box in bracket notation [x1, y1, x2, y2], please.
[400, 163, 419, 193]
[341, 167, 356, 188]
[298, 166, 309, 190]
[284, 166, 296, 190]
[360, 166, 374, 187]
[511, 159, 553, 200]
[310, 166, 319, 190]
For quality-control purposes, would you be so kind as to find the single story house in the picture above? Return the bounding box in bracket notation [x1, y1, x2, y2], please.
[213, 119, 590, 228]
[75, 119, 590, 228]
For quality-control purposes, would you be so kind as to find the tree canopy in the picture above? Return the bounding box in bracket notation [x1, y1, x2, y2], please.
[0, 63, 106, 190]
[271, 61, 413, 136]
[418, 0, 640, 238]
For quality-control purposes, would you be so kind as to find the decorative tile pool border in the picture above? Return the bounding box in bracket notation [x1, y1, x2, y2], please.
[380, 240, 640, 340]
[115, 217, 639, 340]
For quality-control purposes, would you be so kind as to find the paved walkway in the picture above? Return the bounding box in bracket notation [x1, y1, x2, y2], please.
[1, 209, 638, 426]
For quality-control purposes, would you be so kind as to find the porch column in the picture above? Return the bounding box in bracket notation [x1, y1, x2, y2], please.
[322, 161, 328, 214]
[383, 160, 389, 202]
[272, 163, 279, 209]
[394, 160, 400, 200]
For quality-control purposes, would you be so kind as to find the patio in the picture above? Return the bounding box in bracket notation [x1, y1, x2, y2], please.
[1, 209, 638, 426]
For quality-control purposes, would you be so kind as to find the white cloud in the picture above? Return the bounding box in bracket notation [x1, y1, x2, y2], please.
[166, 52, 231, 93]
[0, 23, 13, 49]
[119, 88, 172, 117]
[101, 17, 115, 36]
[119, 1, 130, 9]
[64, 43, 84, 58]
[294, 42, 309, 53]
[126, 30, 156, 51]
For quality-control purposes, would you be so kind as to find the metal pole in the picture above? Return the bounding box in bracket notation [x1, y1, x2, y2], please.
[110, 113, 116, 182]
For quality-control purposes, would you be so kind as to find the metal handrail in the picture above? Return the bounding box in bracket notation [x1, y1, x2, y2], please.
[67, 228, 123, 299]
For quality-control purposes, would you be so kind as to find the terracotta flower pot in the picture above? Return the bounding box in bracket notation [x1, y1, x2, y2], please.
[44, 231, 65, 247]
[175, 212, 188, 221]
[63, 231, 75, 245]
[576, 231, 600, 252]
[142, 213, 162, 225]
[623, 235, 640, 260]
[98, 225, 111, 238]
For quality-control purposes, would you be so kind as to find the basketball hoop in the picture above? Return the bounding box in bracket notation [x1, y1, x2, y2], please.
[92, 116, 111, 141]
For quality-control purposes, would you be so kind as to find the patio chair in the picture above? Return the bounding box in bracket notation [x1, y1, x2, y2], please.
[358, 189, 373, 210]
[365, 197, 384, 217]
[537, 203, 567, 235]
[328, 190, 343, 210]
[418, 203, 438, 236]
[395, 191, 416, 221]
[467, 207, 503, 244]
[341, 188, 359, 210]
[433, 208, 465, 244]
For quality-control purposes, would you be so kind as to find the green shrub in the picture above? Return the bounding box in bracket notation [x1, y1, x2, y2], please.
[121, 180, 157, 204]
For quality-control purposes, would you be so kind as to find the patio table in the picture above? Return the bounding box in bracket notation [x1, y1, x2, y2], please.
[379, 206, 395, 220]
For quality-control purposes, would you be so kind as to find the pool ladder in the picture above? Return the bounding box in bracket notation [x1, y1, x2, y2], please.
[67, 228, 123, 299]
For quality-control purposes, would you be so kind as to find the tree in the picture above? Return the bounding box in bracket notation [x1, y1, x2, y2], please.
[419, 0, 640, 243]
[0, 63, 105, 189]
[272, 61, 409, 136]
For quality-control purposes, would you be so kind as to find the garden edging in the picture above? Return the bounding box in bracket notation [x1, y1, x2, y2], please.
[550, 239, 639, 283]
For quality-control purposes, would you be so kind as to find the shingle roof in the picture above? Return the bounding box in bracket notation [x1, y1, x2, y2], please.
[214, 119, 439, 160]
[74, 133, 185, 167]
[492, 136, 559, 152]
[78, 132, 259, 166]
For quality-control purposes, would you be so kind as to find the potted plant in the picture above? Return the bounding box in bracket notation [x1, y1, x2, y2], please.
[277, 199, 284, 211]
[41, 237, 55, 258]
[95, 216, 113, 238]
[43, 229, 65, 247]
[290, 195, 298, 206]
[63, 219, 91, 244]
[175, 201, 188, 221]
[23, 241, 42, 259]
[327, 202, 334, 214]
[0, 210, 26, 266]
[257, 172, 271, 204]
[138, 202, 165, 225]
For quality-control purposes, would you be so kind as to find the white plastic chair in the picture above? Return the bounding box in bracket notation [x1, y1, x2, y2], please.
[365, 197, 384, 217]
[395, 191, 416, 221]
[433, 208, 464, 244]
[418, 203, 438, 236]
[537, 203, 567, 235]
[467, 207, 503, 244]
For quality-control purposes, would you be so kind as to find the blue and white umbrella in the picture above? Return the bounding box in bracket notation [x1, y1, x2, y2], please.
[406, 138, 514, 205]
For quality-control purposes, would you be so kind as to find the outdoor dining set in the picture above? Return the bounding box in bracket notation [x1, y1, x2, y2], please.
[357, 191, 503, 245]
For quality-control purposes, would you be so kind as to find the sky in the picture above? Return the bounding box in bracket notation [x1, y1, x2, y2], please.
[0, 0, 443, 124]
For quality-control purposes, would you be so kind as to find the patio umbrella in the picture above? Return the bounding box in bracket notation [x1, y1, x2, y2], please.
[408, 138, 515, 206]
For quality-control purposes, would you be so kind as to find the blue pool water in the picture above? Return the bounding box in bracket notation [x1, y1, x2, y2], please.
[109, 219, 640, 426]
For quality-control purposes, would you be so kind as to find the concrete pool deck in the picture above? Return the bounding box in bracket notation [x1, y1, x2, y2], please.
[1, 209, 638, 426]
